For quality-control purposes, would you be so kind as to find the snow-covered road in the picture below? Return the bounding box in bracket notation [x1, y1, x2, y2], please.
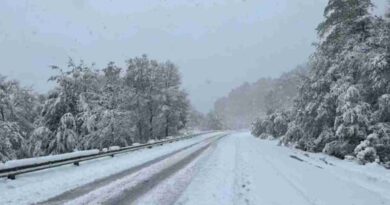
[2, 132, 390, 205]
[175, 132, 390, 205]
[136, 132, 390, 205]
[0, 132, 224, 205]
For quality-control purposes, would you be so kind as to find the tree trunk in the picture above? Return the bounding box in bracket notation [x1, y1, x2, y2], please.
[149, 112, 153, 140]
[0, 107, 4, 121]
[165, 115, 170, 138]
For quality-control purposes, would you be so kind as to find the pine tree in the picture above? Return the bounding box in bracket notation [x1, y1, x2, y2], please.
[317, 0, 373, 56]
[249, 0, 390, 167]
[274, 0, 390, 166]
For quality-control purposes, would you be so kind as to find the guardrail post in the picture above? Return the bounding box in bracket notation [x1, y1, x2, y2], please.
[110, 154, 115, 157]
[73, 161, 80, 166]
[7, 175, 15, 180]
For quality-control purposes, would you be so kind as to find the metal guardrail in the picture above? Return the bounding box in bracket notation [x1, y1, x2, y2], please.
[0, 132, 212, 180]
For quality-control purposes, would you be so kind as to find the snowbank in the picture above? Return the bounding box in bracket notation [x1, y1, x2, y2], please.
[0, 150, 99, 170]
[0, 130, 206, 171]
[108, 146, 120, 151]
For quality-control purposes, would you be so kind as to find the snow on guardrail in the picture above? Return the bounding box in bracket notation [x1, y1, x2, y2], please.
[0, 149, 100, 171]
[0, 130, 212, 174]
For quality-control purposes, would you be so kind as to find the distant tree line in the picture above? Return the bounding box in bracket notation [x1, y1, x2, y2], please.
[186, 107, 224, 131]
[252, 0, 390, 168]
[0, 55, 191, 162]
[211, 65, 306, 130]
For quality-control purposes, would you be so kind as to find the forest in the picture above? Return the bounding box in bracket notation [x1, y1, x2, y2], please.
[212, 65, 306, 130]
[0, 55, 193, 162]
[252, 0, 390, 168]
[2, 0, 390, 170]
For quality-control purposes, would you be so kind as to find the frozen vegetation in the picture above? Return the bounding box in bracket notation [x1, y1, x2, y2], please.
[0, 55, 195, 162]
[0, 149, 99, 170]
[252, 0, 390, 168]
[213, 65, 306, 129]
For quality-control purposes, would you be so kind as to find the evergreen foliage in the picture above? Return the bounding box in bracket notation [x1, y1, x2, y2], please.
[252, 0, 390, 167]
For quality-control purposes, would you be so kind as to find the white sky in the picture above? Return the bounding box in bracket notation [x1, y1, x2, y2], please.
[0, 0, 387, 112]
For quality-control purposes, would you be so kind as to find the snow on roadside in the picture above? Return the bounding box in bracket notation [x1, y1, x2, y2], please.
[247, 132, 390, 205]
[251, 135, 390, 201]
[177, 132, 390, 205]
[285, 142, 390, 202]
[0, 132, 221, 205]
[0, 131, 207, 170]
[0, 150, 99, 170]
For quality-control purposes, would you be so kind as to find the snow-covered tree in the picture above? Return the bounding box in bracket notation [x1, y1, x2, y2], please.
[324, 86, 371, 157]
[0, 75, 40, 161]
[280, 0, 379, 154]
[214, 65, 305, 130]
[49, 113, 78, 154]
[27, 126, 52, 157]
[0, 122, 26, 162]
[252, 0, 390, 167]
[204, 111, 224, 130]
[1, 55, 189, 161]
[124, 55, 189, 142]
[252, 111, 290, 139]
[158, 61, 189, 138]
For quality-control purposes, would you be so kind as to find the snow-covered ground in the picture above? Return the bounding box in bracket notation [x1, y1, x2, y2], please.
[174, 132, 390, 205]
[0, 132, 222, 205]
[139, 132, 390, 205]
[1, 131, 390, 205]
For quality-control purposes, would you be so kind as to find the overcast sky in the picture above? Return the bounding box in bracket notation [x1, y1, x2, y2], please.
[0, 0, 387, 113]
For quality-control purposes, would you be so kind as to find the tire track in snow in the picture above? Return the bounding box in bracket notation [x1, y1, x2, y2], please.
[133, 142, 218, 205]
[174, 134, 237, 205]
[248, 135, 390, 205]
[104, 144, 211, 205]
[62, 134, 227, 205]
[243, 137, 317, 205]
[233, 134, 252, 205]
[40, 133, 225, 205]
[259, 154, 318, 205]
[295, 154, 390, 201]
